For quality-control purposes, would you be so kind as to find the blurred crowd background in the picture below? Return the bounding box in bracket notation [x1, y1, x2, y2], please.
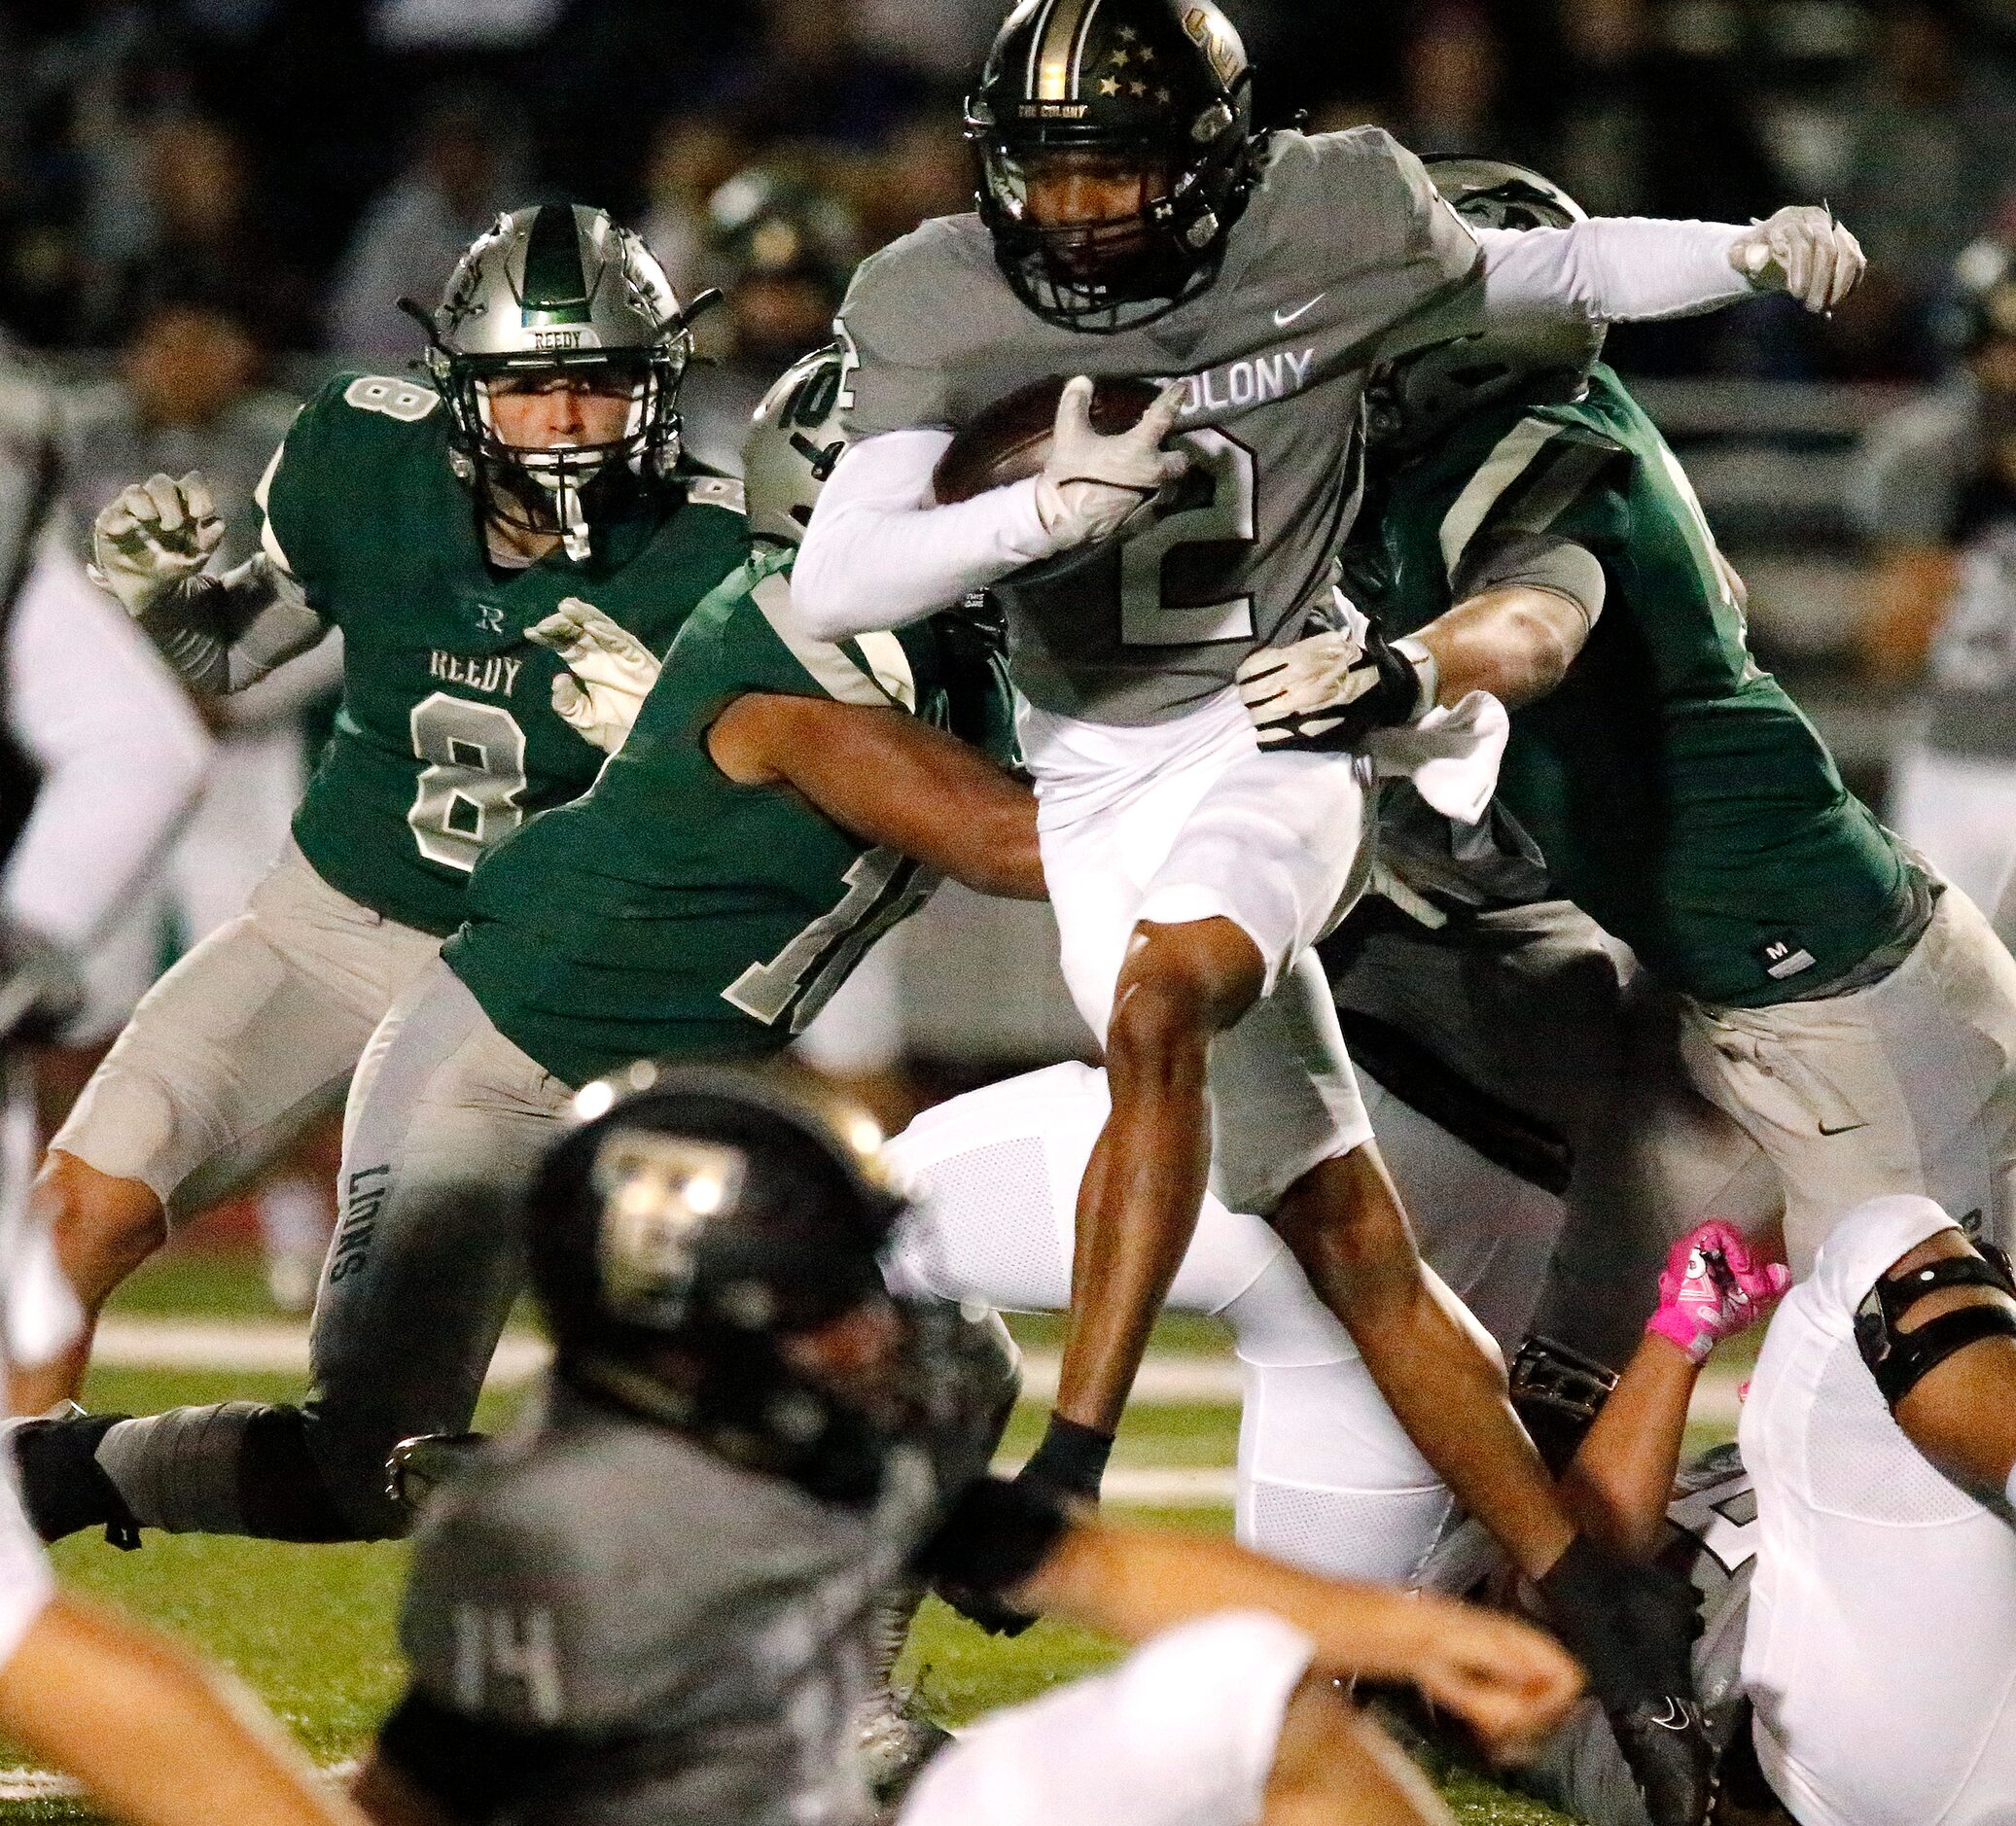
[4, 0, 2016, 1287]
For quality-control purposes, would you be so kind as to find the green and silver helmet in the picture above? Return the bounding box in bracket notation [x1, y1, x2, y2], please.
[417, 203, 713, 557]
[743, 343, 849, 547]
[1366, 158, 1606, 455]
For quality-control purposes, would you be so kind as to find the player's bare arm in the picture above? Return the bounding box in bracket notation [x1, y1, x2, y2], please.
[707, 690, 1044, 901]
[1008, 1513, 1583, 1764]
[1876, 1229, 2016, 1502]
[1562, 1222, 1788, 1559]
[0, 1594, 367, 1826]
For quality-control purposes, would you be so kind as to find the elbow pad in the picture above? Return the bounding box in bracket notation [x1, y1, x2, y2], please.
[1855, 1246, 2016, 1409]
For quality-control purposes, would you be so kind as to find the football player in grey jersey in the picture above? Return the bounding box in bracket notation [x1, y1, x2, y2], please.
[354, 1068, 1583, 1826]
[789, 3, 1859, 1815]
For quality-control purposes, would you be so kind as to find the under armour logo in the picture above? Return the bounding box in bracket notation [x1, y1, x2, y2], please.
[475, 604, 506, 635]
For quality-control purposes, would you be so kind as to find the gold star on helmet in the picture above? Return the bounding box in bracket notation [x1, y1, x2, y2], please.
[1129, 78, 1148, 95]
[1098, 75, 1120, 94]
[1137, 45, 1155, 62]
[1115, 23, 1138, 39]
[1110, 46, 1130, 65]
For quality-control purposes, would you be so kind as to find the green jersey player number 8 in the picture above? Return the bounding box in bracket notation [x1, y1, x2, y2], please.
[27, 202, 748, 1423]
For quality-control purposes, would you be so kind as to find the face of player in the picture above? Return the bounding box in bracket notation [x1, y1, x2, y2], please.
[485, 370, 637, 453]
[1021, 150, 1166, 229]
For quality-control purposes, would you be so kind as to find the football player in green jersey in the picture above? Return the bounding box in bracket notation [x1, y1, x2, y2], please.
[14, 344, 1043, 1545]
[1240, 158, 2016, 1278]
[20, 204, 750, 1414]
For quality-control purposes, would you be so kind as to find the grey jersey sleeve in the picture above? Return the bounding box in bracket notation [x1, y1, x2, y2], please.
[1453, 530, 1608, 626]
[134, 555, 329, 696]
[833, 222, 975, 437]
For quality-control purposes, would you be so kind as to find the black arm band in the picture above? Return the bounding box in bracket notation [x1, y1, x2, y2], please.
[1856, 1252, 2016, 1409]
[915, 1474, 1072, 1597]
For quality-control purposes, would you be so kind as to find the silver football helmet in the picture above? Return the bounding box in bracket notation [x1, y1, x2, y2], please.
[416, 203, 713, 558]
[1367, 158, 1606, 454]
[742, 343, 849, 547]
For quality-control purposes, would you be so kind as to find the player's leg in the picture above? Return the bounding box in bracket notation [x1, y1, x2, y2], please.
[1741, 1193, 2016, 1825]
[1680, 882, 2016, 1274]
[18, 846, 439, 1411]
[897, 1610, 1455, 1826]
[26, 962, 570, 1543]
[886, 1064, 1461, 1586]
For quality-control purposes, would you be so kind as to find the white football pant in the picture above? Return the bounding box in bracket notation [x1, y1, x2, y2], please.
[885, 1061, 1562, 1585]
[1742, 1193, 2016, 1825]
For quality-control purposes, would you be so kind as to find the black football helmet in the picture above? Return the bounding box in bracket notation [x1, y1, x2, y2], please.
[526, 1063, 919, 1503]
[966, 0, 1259, 333]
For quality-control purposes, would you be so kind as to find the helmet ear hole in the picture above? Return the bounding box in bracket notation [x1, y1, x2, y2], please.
[744, 344, 852, 546]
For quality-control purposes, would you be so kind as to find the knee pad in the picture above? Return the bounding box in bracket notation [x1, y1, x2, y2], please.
[1856, 1245, 2016, 1409]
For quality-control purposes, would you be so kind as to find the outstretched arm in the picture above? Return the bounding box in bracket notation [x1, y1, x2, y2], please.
[707, 690, 1044, 900]
[0, 1594, 366, 1826]
[1009, 1514, 1583, 1764]
[1564, 1221, 1788, 1559]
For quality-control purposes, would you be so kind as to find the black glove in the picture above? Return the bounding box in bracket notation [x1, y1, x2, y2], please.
[1539, 1537, 1715, 1826]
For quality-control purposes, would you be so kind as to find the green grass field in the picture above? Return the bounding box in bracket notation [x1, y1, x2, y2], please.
[0, 1246, 1590, 1824]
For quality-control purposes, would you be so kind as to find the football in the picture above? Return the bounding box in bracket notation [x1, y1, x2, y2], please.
[931, 374, 1167, 504]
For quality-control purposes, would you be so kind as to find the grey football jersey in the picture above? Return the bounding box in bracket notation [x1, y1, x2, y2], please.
[835, 127, 1480, 724]
[398, 1383, 979, 1826]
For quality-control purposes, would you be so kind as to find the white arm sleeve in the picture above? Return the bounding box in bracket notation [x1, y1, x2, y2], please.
[1475, 218, 1751, 324]
[793, 429, 1060, 641]
[3, 540, 212, 953]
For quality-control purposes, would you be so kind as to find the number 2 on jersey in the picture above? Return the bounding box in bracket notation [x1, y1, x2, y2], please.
[1119, 428, 1258, 648]
[407, 692, 530, 872]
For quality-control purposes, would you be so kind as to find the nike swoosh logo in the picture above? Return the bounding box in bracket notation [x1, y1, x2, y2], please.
[1273, 294, 1326, 327]
[1645, 1697, 1694, 1732]
[1818, 1120, 1869, 1137]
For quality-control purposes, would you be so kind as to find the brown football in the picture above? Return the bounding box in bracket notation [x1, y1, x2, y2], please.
[931, 374, 1166, 504]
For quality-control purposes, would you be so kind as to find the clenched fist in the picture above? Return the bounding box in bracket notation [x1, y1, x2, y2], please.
[88, 472, 225, 617]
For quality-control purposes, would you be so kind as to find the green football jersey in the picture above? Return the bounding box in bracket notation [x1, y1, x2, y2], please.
[1360, 364, 1917, 1007]
[261, 371, 750, 936]
[442, 546, 1014, 1088]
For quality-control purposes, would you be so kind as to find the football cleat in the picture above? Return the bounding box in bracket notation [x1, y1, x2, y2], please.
[855, 1682, 953, 1807]
[1612, 1693, 1718, 1826]
[385, 1431, 488, 1521]
[8, 1406, 140, 1548]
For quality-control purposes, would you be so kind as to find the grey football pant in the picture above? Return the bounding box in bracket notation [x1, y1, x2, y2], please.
[1324, 897, 1780, 1365]
[96, 962, 572, 1539]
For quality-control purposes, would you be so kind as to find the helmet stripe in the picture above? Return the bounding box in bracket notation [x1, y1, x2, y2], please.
[1034, 0, 1096, 100]
[519, 203, 592, 322]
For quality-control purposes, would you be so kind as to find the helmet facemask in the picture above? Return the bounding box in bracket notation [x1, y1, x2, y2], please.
[434, 344, 685, 561]
[970, 92, 1252, 333]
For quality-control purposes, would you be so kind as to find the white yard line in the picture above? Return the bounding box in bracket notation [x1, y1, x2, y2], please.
[92, 1315, 1749, 1426]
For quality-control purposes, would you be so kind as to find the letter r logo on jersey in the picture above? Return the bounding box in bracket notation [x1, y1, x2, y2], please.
[476, 604, 506, 635]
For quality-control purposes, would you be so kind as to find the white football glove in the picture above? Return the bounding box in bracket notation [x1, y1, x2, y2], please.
[526, 597, 661, 755]
[1729, 205, 1865, 314]
[1236, 601, 1436, 752]
[87, 471, 226, 617]
[1033, 374, 1190, 551]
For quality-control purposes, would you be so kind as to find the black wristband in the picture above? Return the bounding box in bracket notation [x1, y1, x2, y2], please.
[1021, 1414, 1114, 1500]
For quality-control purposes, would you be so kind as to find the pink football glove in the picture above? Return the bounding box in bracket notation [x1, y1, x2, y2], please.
[1645, 1220, 1791, 1364]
